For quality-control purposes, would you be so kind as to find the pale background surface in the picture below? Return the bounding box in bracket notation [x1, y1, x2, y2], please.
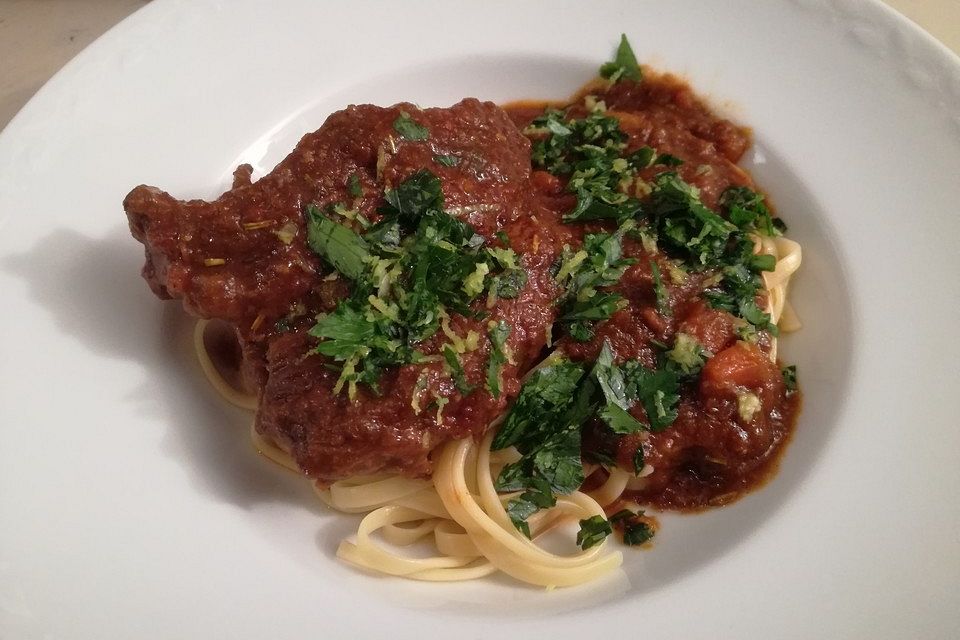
[0, 0, 958, 129]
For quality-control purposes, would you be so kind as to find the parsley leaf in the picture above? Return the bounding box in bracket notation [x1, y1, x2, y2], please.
[492, 269, 528, 299]
[443, 345, 474, 395]
[600, 404, 646, 435]
[599, 34, 642, 83]
[493, 357, 593, 531]
[703, 264, 779, 336]
[641, 173, 782, 335]
[308, 301, 413, 397]
[486, 320, 511, 399]
[565, 188, 641, 223]
[380, 169, 444, 221]
[782, 365, 798, 392]
[633, 446, 645, 474]
[560, 292, 626, 342]
[347, 173, 363, 198]
[645, 172, 736, 269]
[305, 204, 370, 281]
[491, 344, 676, 537]
[555, 222, 637, 341]
[650, 261, 670, 316]
[491, 359, 586, 451]
[525, 108, 641, 223]
[506, 477, 556, 539]
[577, 515, 613, 550]
[433, 154, 460, 167]
[393, 111, 429, 141]
[610, 509, 655, 545]
[593, 341, 645, 434]
[309, 303, 378, 359]
[486, 247, 528, 300]
[623, 521, 655, 545]
[623, 362, 680, 432]
[721, 186, 783, 237]
[307, 170, 523, 397]
[654, 153, 683, 166]
[627, 146, 656, 169]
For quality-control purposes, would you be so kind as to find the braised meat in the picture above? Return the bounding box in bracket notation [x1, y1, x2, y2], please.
[125, 99, 563, 482]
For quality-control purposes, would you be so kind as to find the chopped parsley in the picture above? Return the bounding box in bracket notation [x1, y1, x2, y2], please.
[782, 365, 798, 392]
[347, 173, 363, 198]
[654, 153, 683, 167]
[632, 446, 645, 474]
[492, 340, 679, 534]
[610, 509, 655, 545]
[526, 108, 641, 224]
[577, 515, 613, 550]
[443, 345, 474, 395]
[599, 34, 642, 83]
[722, 185, 785, 237]
[304, 204, 369, 281]
[560, 292, 625, 342]
[519, 38, 791, 341]
[393, 111, 429, 141]
[643, 174, 781, 334]
[594, 341, 645, 434]
[493, 359, 590, 533]
[491, 358, 587, 451]
[304, 170, 525, 398]
[650, 261, 670, 315]
[645, 172, 738, 269]
[506, 478, 556, 538]
[433, 154, 460, 167]
[623, 360, 680, 432]
[703, 263, 778, 336]
[486, 320, 512, 399]
[555, 221, 636, 341]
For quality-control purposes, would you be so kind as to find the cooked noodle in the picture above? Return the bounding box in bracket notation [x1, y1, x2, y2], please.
[753, 234, 803, 361]
[193, 230, 801, 587]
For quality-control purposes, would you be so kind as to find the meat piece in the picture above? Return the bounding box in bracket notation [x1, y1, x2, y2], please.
[619, 342, 789, 509]
[126, 99, 564, 482]
[677, 300, 738, 354]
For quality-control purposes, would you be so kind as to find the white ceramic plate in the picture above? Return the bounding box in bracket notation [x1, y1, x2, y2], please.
[2, 1, 959, 637]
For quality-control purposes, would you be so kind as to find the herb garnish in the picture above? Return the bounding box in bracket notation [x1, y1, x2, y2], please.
[622, 360, 680, 432]
[347, 173, 363, 198]
[433, 154, 460, 167]
[650, 261, 670, 315]
[304, 170, 526, 398]
[632, 447, 645, 475]
[492, 340, 679, 534]
[486, 320, 512, 398]
[610, 509, 655, 545]
[722, 186, 785, 237]
[577, 515, 613, 550]
[555, 221, 636, 341]
[305, 204, 369, 281]
[644, 175, 783, 334]
[645, 172, 738, 268]
[782, 365, 798, 392]
[393, 112, 429, 141]
[599, 34, 642, 83]
[594, 341, 645, 434]
[526, 108, 641, 224]
[443, 345, 474, 395]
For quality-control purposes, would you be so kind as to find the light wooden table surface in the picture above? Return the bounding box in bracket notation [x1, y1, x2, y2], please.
[1, 0, 958, 130]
